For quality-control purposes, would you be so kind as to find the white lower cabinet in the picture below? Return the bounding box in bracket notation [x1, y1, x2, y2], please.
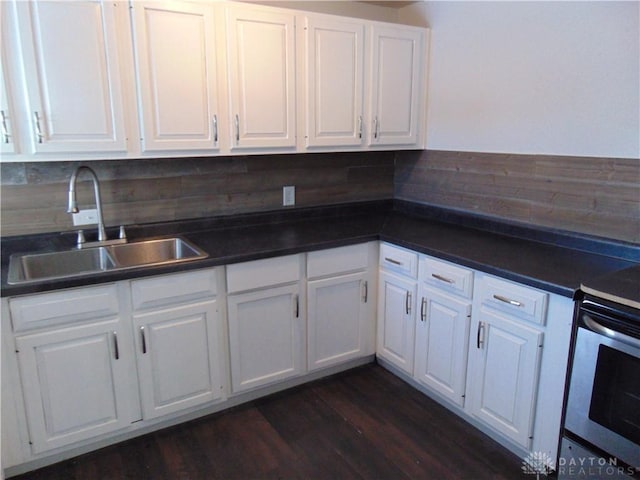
[131, 268, 224, 420]
[226, 255, 303, 393]
[466, 306, 543, 448]
[307, 243, 375, 371]
[414, 287, 471, 407]
[15, 317, 136, 454]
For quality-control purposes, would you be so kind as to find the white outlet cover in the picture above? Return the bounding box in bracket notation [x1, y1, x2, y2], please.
[72, 209, 99, 226]
[283, 186, 295, 206]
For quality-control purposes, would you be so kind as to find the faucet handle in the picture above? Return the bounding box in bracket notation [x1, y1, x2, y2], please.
[119, 225, 127, 240]
[76, 230, 85, 248]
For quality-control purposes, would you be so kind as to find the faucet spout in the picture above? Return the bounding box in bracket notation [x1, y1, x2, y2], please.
[67, 166, 107, 242]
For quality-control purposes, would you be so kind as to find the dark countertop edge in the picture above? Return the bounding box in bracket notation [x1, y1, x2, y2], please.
[2, 200, 637, 299]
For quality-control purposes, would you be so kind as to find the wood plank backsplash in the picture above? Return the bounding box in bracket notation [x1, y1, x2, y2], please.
[395, 150, 640, 244]
[0, 152, 394, 236]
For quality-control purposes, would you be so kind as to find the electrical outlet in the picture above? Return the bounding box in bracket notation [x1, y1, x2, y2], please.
[283, 186, 295, 206]
[72, 208, 99, 226]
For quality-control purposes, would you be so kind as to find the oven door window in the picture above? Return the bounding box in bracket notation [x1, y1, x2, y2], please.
[589, 344, 640, 444]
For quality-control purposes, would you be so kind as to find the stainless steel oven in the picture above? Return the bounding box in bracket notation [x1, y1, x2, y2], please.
[562, 294, 640, 478]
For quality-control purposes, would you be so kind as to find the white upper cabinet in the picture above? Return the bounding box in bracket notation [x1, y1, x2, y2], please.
[130, 1, 221, 152]
[368, 24, 424, 147]
[303, 15, 365, 149]
[14, 0, 129, 154]
[1, 54, 17, 155]
[225, 5, 296, 150]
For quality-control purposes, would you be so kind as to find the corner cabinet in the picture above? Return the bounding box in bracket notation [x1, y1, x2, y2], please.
[13, 0, 130, 154]
[368, 24, 424, 147]
[224, 5, 297, 151]
[130, 1, 222, 153]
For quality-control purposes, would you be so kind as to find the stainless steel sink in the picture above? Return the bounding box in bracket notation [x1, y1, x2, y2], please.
[8, 247, 116, 284]
[7, 237, 207, 285]
[108, 237, 206, 267]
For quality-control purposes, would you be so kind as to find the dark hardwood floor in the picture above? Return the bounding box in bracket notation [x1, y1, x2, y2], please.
[14, 364, 528, 480]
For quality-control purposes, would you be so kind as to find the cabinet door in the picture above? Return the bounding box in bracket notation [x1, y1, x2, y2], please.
[467, 307, 543, 448]
[134, 300, 223, 420]
[304, 16, 365, 148]
[308, 272, 369, 371]
[15, 319, 136, 453]
[15, 0, 128, 153]
[227, 284, 302, 393]
[131, 1, 221, 152]
[414, 287, 471, 407]
[377, 271, 416, 375]
[368, 24, 423, 147]
[1, 5, 17, 156]
[225, 6, 296, 150]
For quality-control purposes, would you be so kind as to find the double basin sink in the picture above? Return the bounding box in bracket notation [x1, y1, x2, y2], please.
[8, 237, 208, 285]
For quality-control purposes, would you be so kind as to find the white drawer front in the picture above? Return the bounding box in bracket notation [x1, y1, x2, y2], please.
[307, 244, 368, 279]
[479, 276, 548, 326]
[9, 284, 120, 332]
[227, 254, 300, 294]
[380, 243, 418, 278]
[422, 256, 474, 299]
[131, 269, 217, 311]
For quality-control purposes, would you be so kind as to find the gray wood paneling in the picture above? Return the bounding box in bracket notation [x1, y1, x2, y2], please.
[1, 152, 395, 236]
[395, 150, 640, 243]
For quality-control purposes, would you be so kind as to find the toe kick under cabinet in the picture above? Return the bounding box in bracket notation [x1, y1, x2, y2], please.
[376, 242, 574, 463]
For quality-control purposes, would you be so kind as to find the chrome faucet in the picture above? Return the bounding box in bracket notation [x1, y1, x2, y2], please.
[67, 166, 126, 248]
[67, 166, 107, 242]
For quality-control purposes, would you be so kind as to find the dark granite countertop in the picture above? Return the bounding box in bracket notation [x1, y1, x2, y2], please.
[2, 200, 638, 299]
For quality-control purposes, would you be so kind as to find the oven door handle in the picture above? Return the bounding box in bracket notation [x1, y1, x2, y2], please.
[583, 314, 640, 350]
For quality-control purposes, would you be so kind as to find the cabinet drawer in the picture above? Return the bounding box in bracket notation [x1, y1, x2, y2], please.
[131, 269, 217, 311]
[9, 284, 120, 332]
[380, 243, 418, 278]
[422, 257, 473, 299]
[307, 244, 368, 279]
[227, 254, 300, 294]
[478, 276, 548, 326]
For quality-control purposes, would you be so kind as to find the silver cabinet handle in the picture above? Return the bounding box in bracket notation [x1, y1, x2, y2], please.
[420, 297, 426, 322]
[405, 291, 411, 315]
[493, 294, 523, 307]
[140, 326, 147, 354]
[1, 110, 10, 144]
[358, 115, 363, 139]
[476, 321, 484, 349]
[234, 114, 239, 143]
[384, 257, 402, 266]
[362, 280, 368, 303]
[112, 331, 119, 360]
[373, 116, 379, 139]
[33, 111, 44, 143]
[432, 273, 455, 284]
[213, 114, 218, 144]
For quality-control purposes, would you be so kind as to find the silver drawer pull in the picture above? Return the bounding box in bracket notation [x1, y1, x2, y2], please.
[384, 257, 403, 266]
[493, 294, 523, 307]
[432, 273, 455, 284]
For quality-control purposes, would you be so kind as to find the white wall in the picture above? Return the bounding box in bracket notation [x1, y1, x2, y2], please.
[400, 1, 640, 159]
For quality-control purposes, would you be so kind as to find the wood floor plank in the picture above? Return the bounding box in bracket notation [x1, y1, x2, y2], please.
[12, 364, 526, 480]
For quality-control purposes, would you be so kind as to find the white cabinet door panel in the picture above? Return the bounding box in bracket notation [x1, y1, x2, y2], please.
[15, 0, 128, 153]
[308, 272, 367, 370]
[15, 319, 135, 453]
[134, 300, 222, 420]
[304, 16, 364, 148]
[225, 6, 296, 149]
[468, 307, 543, 448]
[377, 271, 416, 374]
[131, 1, 220, 152]
[228, 284, 302, 393]
[369, 25, 422, 147]
[414, 287, 471, 407]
